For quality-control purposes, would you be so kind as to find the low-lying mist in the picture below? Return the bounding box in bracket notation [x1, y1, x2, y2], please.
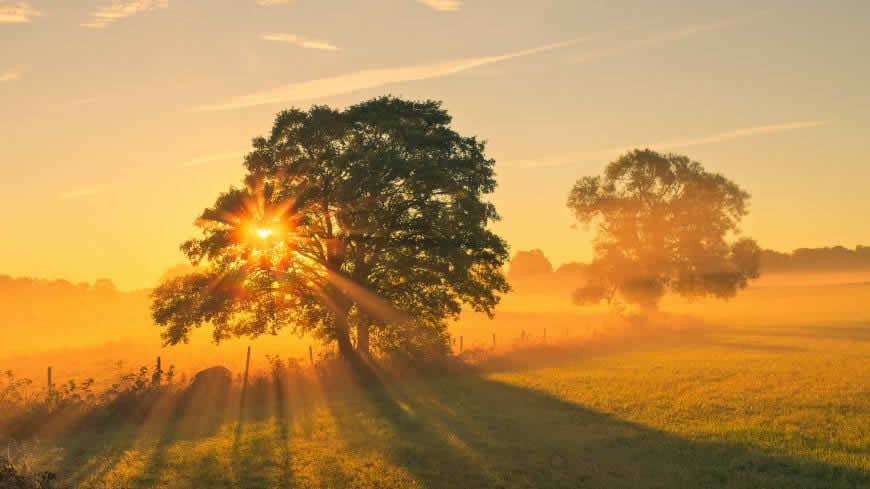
[3, 261, 870, 391]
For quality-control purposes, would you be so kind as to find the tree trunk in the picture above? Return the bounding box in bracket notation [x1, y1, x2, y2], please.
[331, 297, 355, 359]
[357, 323, 370, 357]
[324, 275, 375, 383]
[333, 309, 377, 384]
[336, 329, 355, 359]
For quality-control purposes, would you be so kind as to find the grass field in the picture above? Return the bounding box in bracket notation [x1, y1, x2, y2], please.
[20, 315, 870, 489]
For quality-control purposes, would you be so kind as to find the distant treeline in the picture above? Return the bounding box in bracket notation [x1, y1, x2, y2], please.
[2, 245, 869, 353]
[760, 246, 870, 273]
[0, 275, 123, 297]
[0, 263, 196, 299]
[508, 245, 870, 284]
[0, 276, 153, 355]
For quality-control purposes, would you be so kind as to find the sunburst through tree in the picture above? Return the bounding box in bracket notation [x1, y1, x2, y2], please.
[151, 97, 511, 364]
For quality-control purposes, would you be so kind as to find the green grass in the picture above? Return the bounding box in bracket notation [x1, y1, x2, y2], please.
[29, 321, 870, 488]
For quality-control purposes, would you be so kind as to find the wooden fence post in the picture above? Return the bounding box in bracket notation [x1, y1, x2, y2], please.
[492, 333, 496, 349]
[243, 346, 251, 389]
[460, 336, 464, 353]
[543, 328, 546, 343]
[309, 345, 314, 367]
[240, 346, 251, 414]
[154, 356, 162, 385]
[47, 366, 52, 394]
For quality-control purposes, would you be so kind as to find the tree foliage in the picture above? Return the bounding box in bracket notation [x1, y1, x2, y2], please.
[567, 149, 760, 310]
[151, 97, 510, 360]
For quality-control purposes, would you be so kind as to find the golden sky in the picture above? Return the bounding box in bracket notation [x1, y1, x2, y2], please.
[1, 0, 868, 290]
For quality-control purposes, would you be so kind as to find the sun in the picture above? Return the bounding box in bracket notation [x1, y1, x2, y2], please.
[256, 228, 273, 238]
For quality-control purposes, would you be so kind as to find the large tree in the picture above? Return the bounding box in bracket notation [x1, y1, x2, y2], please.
[151, 97, 510, 362]
[567, 149, 761, 310]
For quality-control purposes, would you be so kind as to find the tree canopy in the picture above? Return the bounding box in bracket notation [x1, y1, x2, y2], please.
[567, 149, 761, 310]
[151, 97, 510, 362]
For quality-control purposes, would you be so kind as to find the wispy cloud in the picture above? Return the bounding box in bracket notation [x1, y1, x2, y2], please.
[262, 33, 339, 51]
[0, 1, 42, 23]
[299, 40, 339, 51]
[418, 0, 461, 11]
[641, 120, 831, 151]
[199, 39, 579, 111]
[82, 0, 168, 29]
[256, 0, 291, 5]
[201, 13, 760, 112]
[569, 12, 766, 66]
[180, 151, 247, 168]
[60, 185, 111, 200]
[499, 120, 831, 169]
[0, 70, 21, 82]
[262, 33, 296, 42]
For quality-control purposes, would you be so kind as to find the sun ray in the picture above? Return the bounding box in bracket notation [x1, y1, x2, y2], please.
[324, 272, 409, 325]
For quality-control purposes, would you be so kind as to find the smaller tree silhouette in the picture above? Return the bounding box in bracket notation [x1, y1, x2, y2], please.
[508, 249, 553, 281]
[567, 149, 760, 311]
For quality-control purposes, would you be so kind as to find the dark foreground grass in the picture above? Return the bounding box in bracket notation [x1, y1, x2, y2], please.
[21, 321, 870, 488]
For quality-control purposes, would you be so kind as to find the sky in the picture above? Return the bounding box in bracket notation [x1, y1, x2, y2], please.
[1, 0, 868, 290]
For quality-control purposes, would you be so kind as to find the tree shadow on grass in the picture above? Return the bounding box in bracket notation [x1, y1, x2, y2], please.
[319, 359, 502, 488]
[47, 388, 237, 488]
[41, 340, 870, 489]
[48, 422, 142, 488]
[46, 391, 185, 488]
[123, 383, 238, 489]
[468, 325, 716, 376]
[231, 373, 299, 489]
[327, 363, 870, 489]
[47, 373, 311, 488]
[130, 379, 297, 489]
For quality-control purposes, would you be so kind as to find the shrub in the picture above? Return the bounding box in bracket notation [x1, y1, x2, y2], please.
[0, 363, 179, 439]
[372, 320, 451, 374]
[0, 455, 60, 489]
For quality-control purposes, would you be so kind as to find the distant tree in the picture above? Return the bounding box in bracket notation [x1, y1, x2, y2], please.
[567, 149, 761, 311]
[93, 278, 118, 294]
[151, 97, 510, 362]
[508, 249, 553, 281]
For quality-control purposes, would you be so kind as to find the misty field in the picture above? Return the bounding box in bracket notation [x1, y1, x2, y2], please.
[16, 316, 869, 489]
